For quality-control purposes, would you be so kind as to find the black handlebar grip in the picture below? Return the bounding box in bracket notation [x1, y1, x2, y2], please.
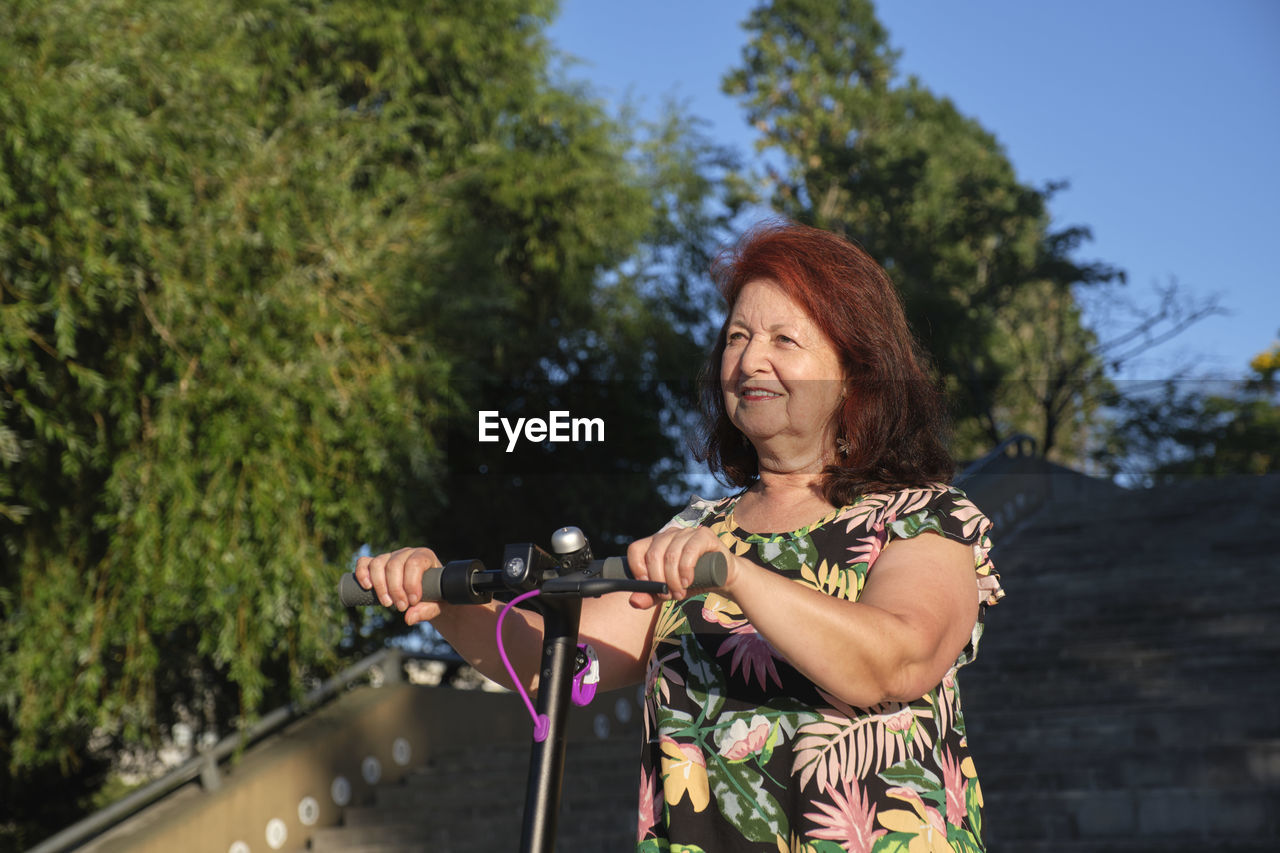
[599, 551, 728, 588]
[338, 566, 447, 608]
[338, 572, 379, 607]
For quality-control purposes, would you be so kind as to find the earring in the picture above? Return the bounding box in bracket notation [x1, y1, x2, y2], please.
[836, 437, 851, 456]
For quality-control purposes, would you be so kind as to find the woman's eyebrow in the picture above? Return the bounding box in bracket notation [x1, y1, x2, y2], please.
[726, 316, 804, 333]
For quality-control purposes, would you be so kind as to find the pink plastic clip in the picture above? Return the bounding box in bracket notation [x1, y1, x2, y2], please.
[571, 644, 599, 707]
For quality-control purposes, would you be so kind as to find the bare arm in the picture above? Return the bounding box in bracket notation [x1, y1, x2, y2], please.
[626, 527, 979, 707]
[355, 548, 657, 693]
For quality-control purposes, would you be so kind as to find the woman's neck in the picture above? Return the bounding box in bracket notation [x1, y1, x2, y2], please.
[754, 441, 834, 484]
[731, 464, 836, 535]
[751, 468, 827, 502]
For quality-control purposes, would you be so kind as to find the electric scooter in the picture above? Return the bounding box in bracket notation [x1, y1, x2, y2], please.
[339, 526, 726, 853]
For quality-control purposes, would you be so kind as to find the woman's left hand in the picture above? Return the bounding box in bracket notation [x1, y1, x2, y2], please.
[625, 526, 743, 609]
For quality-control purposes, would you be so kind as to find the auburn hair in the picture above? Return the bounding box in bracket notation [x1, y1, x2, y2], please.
[697, 220, 954, 506]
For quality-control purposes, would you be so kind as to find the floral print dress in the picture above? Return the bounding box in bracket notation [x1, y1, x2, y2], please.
[636, 485, 1004, 853]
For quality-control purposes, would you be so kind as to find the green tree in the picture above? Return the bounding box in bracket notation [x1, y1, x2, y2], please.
[419, 103, 745, 568]
[0, 0, 731, 844]
[1099, 341, 1280, 485]
[722, 0, 1120, 461]
[0, 1, 448, 835]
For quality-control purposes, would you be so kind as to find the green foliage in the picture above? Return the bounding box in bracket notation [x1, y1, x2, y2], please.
[723, 0, 1120, 460]
[0, 0, 732, 841]
[1099, 342, 1280, 484]
[0, 0, 454, 775]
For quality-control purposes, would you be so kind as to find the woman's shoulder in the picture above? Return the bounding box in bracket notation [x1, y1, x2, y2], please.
[834, 483, 1004, 609]
[834, 482, 990, 543]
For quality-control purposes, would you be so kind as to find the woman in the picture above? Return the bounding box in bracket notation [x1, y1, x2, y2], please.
[356, 221, 1004, 851]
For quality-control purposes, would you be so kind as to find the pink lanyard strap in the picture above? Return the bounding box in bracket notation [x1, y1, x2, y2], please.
[495, 590, 599, 742]
[496, 589, 551, 741]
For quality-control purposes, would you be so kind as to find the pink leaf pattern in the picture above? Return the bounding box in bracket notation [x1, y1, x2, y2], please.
[637, 762, 664, 841]
[939, 747, 967, 827]
[792, 697, 935, 794]
[718, 622, 784, 690]
[804, 777, 887, 852]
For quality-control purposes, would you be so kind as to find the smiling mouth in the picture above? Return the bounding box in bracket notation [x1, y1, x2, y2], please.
[739, 387, 783, 401]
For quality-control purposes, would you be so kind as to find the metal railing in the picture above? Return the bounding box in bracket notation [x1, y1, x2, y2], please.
[29, 647, 405, 853]
[953, 433, 1050, 537]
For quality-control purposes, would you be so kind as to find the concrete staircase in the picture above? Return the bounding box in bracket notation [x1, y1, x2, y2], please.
[962, 473, 1280, 850]
[311, 736, 638, 852]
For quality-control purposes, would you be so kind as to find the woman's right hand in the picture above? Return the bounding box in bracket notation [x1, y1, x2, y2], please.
[354, 547, 446, 626]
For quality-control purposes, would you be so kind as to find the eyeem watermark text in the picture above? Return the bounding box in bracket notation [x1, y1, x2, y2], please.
[478, 410, 604, 452]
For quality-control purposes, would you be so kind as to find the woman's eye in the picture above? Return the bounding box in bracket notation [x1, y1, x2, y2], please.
[776, 335, 796, 345]
[727, 331, 747, 343]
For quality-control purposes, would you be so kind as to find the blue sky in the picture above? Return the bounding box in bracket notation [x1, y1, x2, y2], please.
[546, 0, 1279, 383]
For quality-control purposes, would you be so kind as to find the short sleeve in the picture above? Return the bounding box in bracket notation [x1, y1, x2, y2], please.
[848, 485, 1004, 668]
[879, 486, 1004, 610]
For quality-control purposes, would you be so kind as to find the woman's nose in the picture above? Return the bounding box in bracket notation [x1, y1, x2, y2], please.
[738, 334, 768, 375]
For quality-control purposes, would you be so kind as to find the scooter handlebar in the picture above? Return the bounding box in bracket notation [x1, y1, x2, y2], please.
[338, 551, 728, 608]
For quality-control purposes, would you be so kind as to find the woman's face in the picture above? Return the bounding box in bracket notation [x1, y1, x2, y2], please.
[720, 279, 846, 462]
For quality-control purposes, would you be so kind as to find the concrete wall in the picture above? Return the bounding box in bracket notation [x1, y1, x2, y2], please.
[78, 683, 626, 853]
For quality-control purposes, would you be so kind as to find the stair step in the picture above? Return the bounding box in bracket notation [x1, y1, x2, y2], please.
[973, 739, 1280, 789]
[983, 785, 1280, 842]
[311, 822, 459, 852]
[315, 734, 638, 852]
